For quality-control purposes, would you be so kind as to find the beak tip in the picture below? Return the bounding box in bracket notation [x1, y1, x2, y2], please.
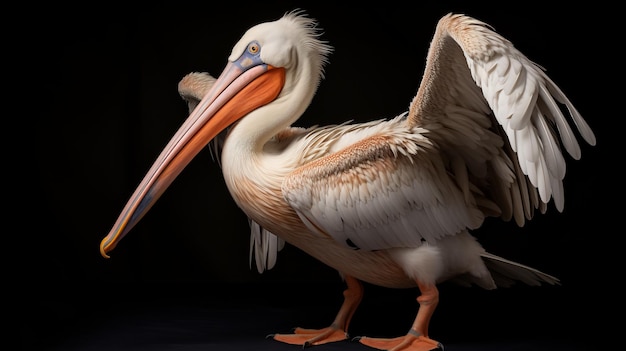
[100, 240, 111, 259]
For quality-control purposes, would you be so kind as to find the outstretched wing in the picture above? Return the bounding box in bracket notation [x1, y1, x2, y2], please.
[408, 13, 595, 224]
[282, 13, 595, 252]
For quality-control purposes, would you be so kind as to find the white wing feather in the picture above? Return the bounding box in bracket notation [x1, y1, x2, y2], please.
[249, 219, 285, 273]
[440, 14, 595, 205]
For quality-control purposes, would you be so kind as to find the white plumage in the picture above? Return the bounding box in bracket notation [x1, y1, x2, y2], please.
[101, 11, 595, 350]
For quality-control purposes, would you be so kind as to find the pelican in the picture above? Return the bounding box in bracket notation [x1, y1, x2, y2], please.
[100, 11, 596, 351]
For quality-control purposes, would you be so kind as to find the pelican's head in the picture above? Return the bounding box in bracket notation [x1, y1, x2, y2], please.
[100, 11, 332, 258]
[230, 11, 332, 91]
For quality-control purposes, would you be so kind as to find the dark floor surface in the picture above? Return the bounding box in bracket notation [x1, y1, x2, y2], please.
[19, 281, 603, 351]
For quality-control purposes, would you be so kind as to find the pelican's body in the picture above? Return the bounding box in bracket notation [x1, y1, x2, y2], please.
[101, 11, 596, 350]
[222, 116, 494, 289]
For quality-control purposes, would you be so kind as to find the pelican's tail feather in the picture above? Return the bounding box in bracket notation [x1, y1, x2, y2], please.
[480, 252, 560, 288]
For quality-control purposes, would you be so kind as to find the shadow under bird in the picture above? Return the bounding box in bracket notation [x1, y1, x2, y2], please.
[100, 11, 596, 351]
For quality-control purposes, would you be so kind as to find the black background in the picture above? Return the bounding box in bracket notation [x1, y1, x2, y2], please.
[16, 1, 616, 350]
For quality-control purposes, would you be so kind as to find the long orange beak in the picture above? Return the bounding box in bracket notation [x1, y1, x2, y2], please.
[100, 57, 286, 258]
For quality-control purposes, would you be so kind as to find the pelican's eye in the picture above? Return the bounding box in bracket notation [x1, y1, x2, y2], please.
[248, 42, 260, 55]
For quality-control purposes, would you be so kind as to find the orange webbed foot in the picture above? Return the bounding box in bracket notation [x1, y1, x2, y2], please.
[269, 324, 349, 347]
[355, 334, 443, 351]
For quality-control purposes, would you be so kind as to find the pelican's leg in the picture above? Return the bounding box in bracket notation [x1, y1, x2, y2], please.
[271, 275, 363, 346]
[357, 281, 443, 351]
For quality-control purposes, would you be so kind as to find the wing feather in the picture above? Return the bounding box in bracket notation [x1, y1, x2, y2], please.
[283, 120, 488, 251]
[248, 219, 285, 273]
[537, 84, 581, 159]
[544, 79, 596, 147]
[407, 13, 595, 225]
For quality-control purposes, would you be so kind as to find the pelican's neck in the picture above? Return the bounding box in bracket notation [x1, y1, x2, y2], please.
[219, 81, 317, 216]
[222, 65, 319, 176]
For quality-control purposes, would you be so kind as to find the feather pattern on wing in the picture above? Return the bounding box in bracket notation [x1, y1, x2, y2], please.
[408, 13, 595, 222]
[283, 115, 487, 251]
